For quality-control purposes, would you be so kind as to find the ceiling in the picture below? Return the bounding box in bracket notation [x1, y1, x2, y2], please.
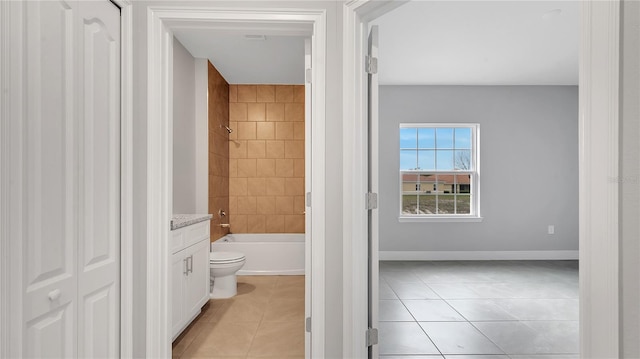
[173, 1, 578, 86]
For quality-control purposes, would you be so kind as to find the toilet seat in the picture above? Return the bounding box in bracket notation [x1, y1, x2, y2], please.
[210, 251, 245, 264]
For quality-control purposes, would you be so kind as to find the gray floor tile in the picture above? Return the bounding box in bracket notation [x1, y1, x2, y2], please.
[388, 282, 440, 299]
[444, 356, 509, 359]
[379, 299, 414, 321]
[493, 299, 579, 320]
[509, 355, 580, 359]
[380, 356, 444, 359]
[403, 300, 466, 321]
[419, 322, 504, 355]
[427, 283, 483, 299]
[473, 321, 579, 354]
[380, 280, 399, 300]
[378, 321, 440, 355]
[446, 299, 518, 321]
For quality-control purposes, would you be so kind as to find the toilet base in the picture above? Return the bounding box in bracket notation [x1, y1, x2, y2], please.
[210, 274, 238, 299]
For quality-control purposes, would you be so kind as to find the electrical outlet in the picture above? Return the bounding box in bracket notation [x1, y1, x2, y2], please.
[548, 225, 555, 235]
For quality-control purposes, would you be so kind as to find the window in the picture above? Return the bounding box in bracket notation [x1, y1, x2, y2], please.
[400, 124, 480, 219]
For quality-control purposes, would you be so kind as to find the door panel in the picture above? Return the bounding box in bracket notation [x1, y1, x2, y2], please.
[76, 1, 121, 357]
[171, 251, 186, 338]
[25, 305, 75, 359]
[184, 240, 210, 318]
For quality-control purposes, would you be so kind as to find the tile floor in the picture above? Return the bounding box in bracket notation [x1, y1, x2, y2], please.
[379, 260, 579, 359]
[172, 275, 305, 359]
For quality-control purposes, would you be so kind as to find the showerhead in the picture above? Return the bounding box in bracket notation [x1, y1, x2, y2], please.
[221, 125, 233, 134]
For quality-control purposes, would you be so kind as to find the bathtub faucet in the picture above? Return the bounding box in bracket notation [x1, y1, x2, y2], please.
[220, 223, 230, 228]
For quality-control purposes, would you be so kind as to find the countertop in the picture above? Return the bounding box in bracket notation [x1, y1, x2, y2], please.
[171, 214, 213, 230]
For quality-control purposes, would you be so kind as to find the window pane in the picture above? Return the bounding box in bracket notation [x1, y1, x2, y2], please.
[402, 195, 419, 215]
[418, 194, 436, 214]
[418, 128, 435, 149]
[456, 195, 471, 214]
[417, 150, 435, 170]
[455, 128, 472, 149]
[400, 128, 417, 149]
[436, 150, 454, 170]
[437, 194, 454, 214]
[401, 173, 419, 193]
[400, 150, 417, 170]
[451, 174, 471, 193]
[454, 150, 472, 170]
[436, 128, 454, 148]
[419, 173, 436, 192]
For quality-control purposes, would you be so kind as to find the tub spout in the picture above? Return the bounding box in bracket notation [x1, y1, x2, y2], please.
[220, 223, 230, 228]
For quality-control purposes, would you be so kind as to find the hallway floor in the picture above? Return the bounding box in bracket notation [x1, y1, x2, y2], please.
[172, 275, 305, 359]
[379, 260, 579, 359]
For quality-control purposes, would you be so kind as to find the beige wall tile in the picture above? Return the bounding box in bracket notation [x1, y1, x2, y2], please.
[229, 178, 248, 196]
[265, 178, 285, 196]
[247, 103, 266, 122]
[266, 103, 284, 122]
[293, 159, 305, 177]
[237, 122, 256, 140]
[294, 196, 305, 214]
[229, 140, 247, 159]
[293, 122, 305, 140]
[247, 215, 266, 233]
[256, 159, 276, 177]
[257, 85, 275, 102]
[229, 85, 238, 103]
[293, 85, 305, 103]
[230, 214, 248, 233]
[284, 141, 304, 159]
[276, 122, 294, 140]
[237, 85, 257, 102]
[265, 141, 285, 159]
[275, 85, 294, 103]
[284, 215, 305, 233]
[228, 121, 238, 140]
[275, 196, 294, 215]
[229, 103, 247, 121]
[284, 178, 304, 196]
[237, 158, 257, 178]
[247, 140, 266, 159]
[229, 159, 238, 177]
[247, 178, 264, 197]
[265, 215, 285, 233]
[256, 196, 276, 215]
[237, 196, 257, 215]
[228, 196, 238, 215]
[275, 159, 294, 178]
[285, 103, 304, 122]
[256, 122, 275, 140]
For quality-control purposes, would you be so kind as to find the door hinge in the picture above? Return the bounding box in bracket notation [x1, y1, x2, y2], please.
[365, 55, 378, 74]
[366, 192, 378, 210]
[306, 192, 312, 207]
[306, 317, 312, 333]
[305, 68, 312, 83]
[366, 327, 379, 347]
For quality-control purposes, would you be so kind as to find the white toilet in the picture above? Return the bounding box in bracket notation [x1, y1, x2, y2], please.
[209, 251, 246, 299]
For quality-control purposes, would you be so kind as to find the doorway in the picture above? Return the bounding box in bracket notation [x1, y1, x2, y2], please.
[343, 1, 622, 358]
[145, 6, 327, 358]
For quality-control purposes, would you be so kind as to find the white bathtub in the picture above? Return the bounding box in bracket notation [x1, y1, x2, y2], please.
[211, 233, 305, 275]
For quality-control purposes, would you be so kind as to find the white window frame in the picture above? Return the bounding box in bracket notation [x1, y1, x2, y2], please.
[398, 123, 481, 222]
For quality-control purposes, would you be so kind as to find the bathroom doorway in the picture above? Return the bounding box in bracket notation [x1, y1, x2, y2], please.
[145, 6, 327, 358]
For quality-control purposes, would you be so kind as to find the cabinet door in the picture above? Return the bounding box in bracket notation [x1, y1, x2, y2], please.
[171, 251, 187, 339]
[184, 239, 210, 320]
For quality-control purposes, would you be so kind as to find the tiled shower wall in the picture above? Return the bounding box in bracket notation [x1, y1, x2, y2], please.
[228, 85, 305, 233]
[207, 61, 230, 241]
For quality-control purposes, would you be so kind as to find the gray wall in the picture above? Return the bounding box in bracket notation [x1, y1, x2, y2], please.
[172, 38, 197, 214]
[379, 86, 579, 252]
[621, 0, 640, 356]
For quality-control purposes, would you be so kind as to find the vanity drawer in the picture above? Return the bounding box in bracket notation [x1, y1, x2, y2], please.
[184, 221, 210, 248]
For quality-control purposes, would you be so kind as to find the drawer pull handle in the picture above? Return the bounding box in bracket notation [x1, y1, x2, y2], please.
[48, 289, 61, 301]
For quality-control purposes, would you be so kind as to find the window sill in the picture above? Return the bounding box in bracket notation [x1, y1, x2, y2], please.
[398, 216, 483, 223]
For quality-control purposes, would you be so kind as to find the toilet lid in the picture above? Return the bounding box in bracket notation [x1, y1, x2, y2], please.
[210, 251, 245, 263]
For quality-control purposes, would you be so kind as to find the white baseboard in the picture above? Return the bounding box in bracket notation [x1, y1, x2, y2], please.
[380, 250, 579, 261]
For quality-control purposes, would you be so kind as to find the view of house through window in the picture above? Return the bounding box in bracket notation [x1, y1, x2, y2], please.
[400, 124, 479, 217]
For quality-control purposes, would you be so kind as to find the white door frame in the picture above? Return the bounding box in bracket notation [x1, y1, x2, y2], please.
[0, 1, 135, 357]
[145, 6, 327, 358]
[342, 1, 621, 358]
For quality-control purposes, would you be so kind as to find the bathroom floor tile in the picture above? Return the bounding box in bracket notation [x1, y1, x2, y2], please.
[207, 297, 268, 323]
[247, 320, 305, 357]
[378, 321, 440, 355]
[379, 299, 415, 321]
[492, 298, 579, 321]
[403, 300, 466, 322]
[388, 282, 440, 300]
[445, 299, 517, 321]
[263, 297, 305, 322]
[472, 321, 579, 354]
[179, 321, 259, 358]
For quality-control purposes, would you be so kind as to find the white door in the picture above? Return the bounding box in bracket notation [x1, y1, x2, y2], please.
[367, 25, 380, 359]
[6, 1, 121, 357]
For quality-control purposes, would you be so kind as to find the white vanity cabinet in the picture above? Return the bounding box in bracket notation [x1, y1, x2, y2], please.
[171, 220, 211, 340]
